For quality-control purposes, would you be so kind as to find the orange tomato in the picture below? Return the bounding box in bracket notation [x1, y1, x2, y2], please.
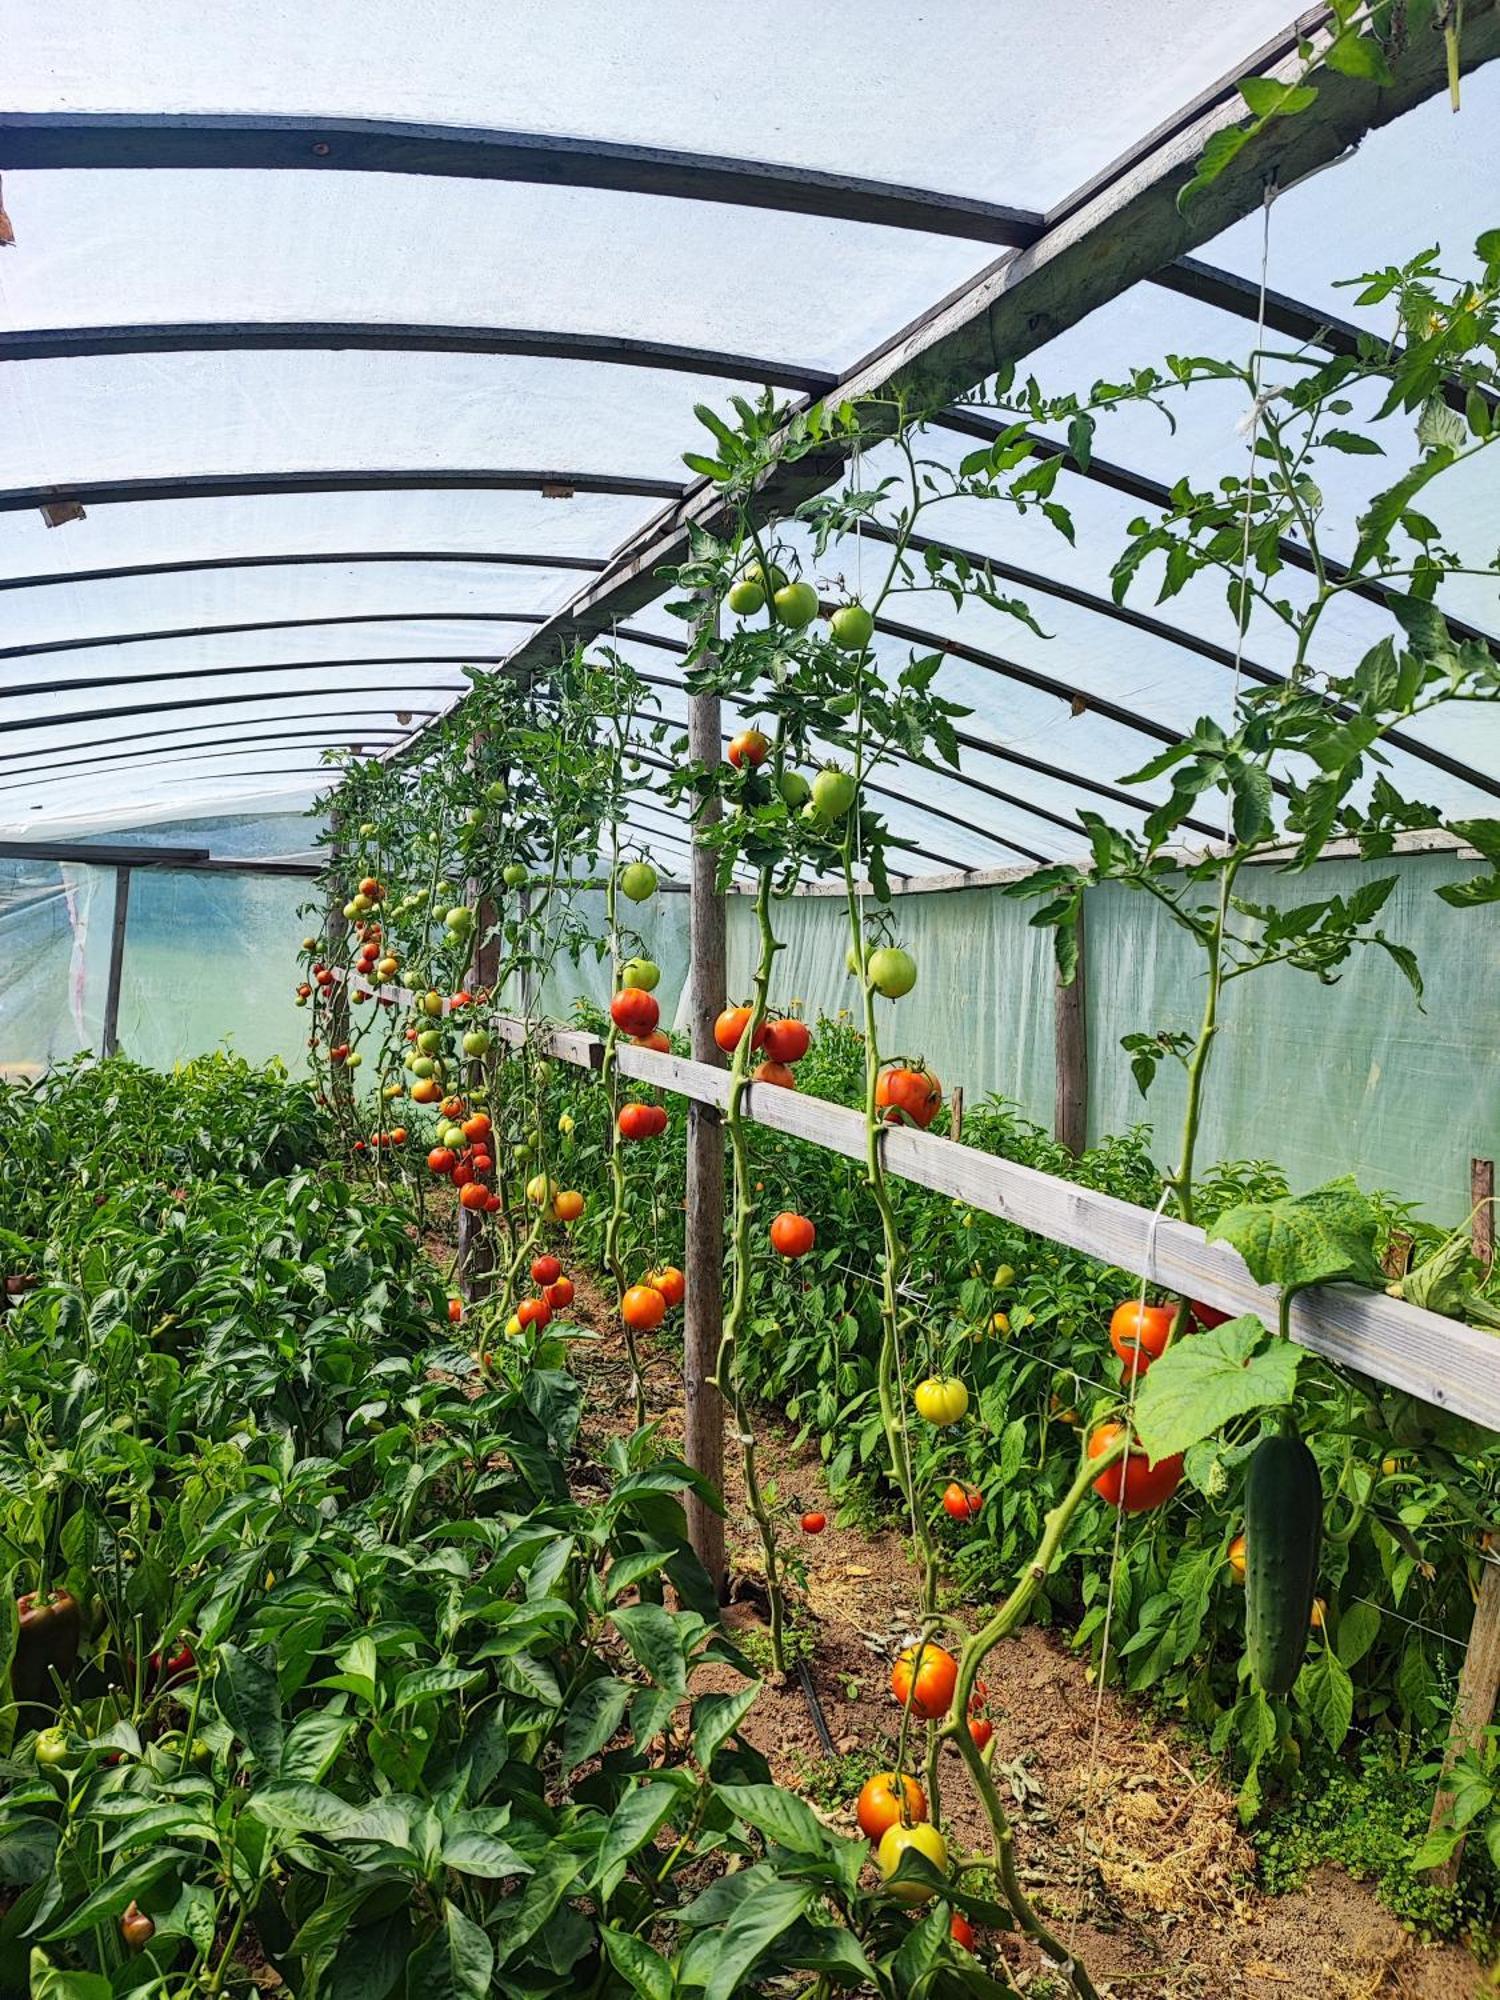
[855, 1771, 926, 1841]
[751, 1059, 797, 1089]
[622, 1284, 666, 1331]
[714, 1005, 767, 1054]
[762, 1018, 810, 1064]
[769, 1211, 815, 1259]
[890, 1642, 958, 1720]
[875, 1064, 943, 1129]
[554, 1190, 585, 1222]
[645, 1265, 685, 1308]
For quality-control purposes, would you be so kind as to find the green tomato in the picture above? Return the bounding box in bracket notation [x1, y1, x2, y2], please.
[411, 1056, 436, 1080]
[619, 861, 658, 903]
[867, 946, 917, 999]
[34, 1726, 74, 1768]
[444, 905, 473, 932]
[749, 562, 788, 593]
[829, 603, 875, 651]
[466, 807, 484, 826]
[777, 770, 811, 809]
[810, 765, 857, 820]
[417, 1029, 443, 1055]
[345, 1050, 362, 1069]
[503, 863, 529, 889]
[485, 779, 508, 804]
[621, 957, 660, 992]
[726, 577, 765, 616]
[773, 580, 819, 629]
[441, 1124, 466, 1149]
[462, 1029, 492, 1057]
[342, 899, 361, 921]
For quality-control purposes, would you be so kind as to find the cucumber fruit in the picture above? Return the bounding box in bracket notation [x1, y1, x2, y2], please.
[1244, 1430, 1323, 1696]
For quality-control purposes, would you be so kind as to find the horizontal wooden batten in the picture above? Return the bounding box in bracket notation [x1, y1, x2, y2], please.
[324, 960, 1498, 1431]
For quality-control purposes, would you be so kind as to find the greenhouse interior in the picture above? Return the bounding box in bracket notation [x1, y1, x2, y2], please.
[4, 7, 1500, 1997]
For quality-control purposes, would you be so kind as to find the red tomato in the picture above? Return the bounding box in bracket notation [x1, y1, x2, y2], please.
[611, 987, 661, 1037]
[618, 1102, 667, 1141]
[448, 1298, 463, 1324]
[452, 1162, 475, 1188]
[714, 1005, 768, 1054]
[727, 728, 769, 769]
[801, 1511, 827, 1534]
[1191, 1299, 1232, 1329]
[762, 1018, 810, 1064]
[517, 1297, 552, 1330]
[875, 1064, 943, 1130]
[769, 1211, 815, 1258]
[968, 1716, 993, 1753]
[427, 1146, 456, 1175]
[634, 1029, 672, 1052]
[483, 1191, 502, 1213]
[462, 1112, 492, 1142]
[950, 1912, 976, 1952]
[1108, 1301, 1175, 1362]
[531, 1255, 562, 1286]
[470, 1152, 494, 1175]
[458, 1183, 489, 1212]
[1087, 1422, 1183, 1512]
[942, 1482, 983, 1522]
[545, 1277, 574, 1310]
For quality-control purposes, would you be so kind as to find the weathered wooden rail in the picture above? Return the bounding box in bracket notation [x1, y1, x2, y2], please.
[331, 965, 1500, 1433]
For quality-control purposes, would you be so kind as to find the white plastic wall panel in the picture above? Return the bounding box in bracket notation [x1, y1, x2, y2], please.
[1, 0, 1301, 210]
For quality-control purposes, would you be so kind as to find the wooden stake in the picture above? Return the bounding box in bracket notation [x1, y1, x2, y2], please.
[950, 1085, 964, 1146]
[1426, 1531, 1500, 1881]
[1473, 1158, 1494, 1272]
[100, 865, 131, 1058]
[684, 681, 727, 1599]
[1054, 897, 1087, 1156]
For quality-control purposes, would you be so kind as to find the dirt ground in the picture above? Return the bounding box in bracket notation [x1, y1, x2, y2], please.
[558, 1268, 1489, 2000]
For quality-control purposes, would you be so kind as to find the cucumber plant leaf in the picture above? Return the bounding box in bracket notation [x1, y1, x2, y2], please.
[1205, 1176, 1385, 1290]
[1132, 1318, 1301, 1461]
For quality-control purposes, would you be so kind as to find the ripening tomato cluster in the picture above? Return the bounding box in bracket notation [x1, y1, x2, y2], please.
[620, 1262, 685, 1331]
[713, 1004, 812, 1093]
[424, 1106, 501, 1214]
[1083, 1293, 1234, 1514]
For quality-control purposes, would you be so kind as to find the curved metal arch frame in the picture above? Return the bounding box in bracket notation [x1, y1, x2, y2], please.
[0, 726, 406, 794]
[0, 708, 430, 770]
[0, 469, 684, 516]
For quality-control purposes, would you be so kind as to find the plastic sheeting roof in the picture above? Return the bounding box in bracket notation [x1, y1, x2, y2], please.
[1, 3, 1498, 869]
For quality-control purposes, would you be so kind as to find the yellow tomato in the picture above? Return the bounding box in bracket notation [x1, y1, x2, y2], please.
[525, 1175, 558, 1207]
[558, 1113, 575, 1135]
[1227, 1533, 1246, 1583]
[877, 1822, 949, 1903]
[913, 1377, 968, 1427]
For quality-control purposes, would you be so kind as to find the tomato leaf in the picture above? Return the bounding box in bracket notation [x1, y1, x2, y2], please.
[1132, 1319, 1301, 1461]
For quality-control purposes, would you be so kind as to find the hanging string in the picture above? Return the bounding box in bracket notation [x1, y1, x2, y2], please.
[1066, 179, 1280, 1962]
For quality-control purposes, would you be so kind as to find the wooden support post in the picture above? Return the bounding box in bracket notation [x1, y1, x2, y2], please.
[1473, 1158, 1495, 1272]
[950, 1086, 964, 1146]
[1426, 1532, 1500, 1880]
[1054, 896, 1087, 1156]
[684, 683, 728, 1599]
[100, 865, 130, 1058]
